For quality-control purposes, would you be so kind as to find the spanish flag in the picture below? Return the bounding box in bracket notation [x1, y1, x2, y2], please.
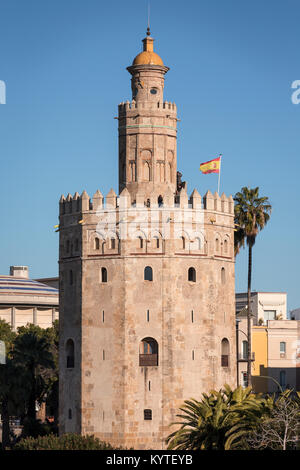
[200, 156, 221, 174]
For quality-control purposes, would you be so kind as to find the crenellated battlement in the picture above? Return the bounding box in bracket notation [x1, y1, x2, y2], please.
[118, 100, 177, 113]
[59, 188, 234, 216]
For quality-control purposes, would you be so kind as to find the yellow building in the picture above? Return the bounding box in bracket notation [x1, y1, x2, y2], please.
[237, 316, 300, 393]
[251, 326, 268, 393]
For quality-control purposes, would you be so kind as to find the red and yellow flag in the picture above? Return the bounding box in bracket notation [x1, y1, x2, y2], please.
[199, 156, 221, 174]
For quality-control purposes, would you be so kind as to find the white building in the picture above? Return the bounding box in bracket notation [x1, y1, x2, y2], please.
[0, 266, 58, 330]
[236, 291, 287, 325]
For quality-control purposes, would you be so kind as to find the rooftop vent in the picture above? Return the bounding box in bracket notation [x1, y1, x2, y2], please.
[10, 266, 29, 279]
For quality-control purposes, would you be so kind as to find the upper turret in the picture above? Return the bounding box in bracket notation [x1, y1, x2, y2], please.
[127, 28, 169, 104]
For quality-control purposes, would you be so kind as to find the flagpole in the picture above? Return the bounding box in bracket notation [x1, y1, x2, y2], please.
[217, 154, 222, 194]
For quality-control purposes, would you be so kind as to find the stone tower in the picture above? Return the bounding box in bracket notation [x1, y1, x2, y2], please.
[58, 30, 236, 450]
[118, 28, 176, 199]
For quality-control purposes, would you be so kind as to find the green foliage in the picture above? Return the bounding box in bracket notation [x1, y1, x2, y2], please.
[0, 319, 16, 356]
[0, 320, 59, 446]
[12, 324, 56, 422]
[166, 385, 274, 450]
[14, 433, 119, 450]
[20, 418, 58, 440]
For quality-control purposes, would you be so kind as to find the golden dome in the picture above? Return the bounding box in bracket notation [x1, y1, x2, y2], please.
[133, 50, 164, 66]
[132, 29, 164, 66]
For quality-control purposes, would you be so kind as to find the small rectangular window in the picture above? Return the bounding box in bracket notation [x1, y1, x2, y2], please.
[144, 409, 152, 420]
[242, 372, 248, 388]
[103, 350, 105, 360]
[147, 310, 150, 322]
[102, 310, 105, 323]
[101, 267, 108, 283]
[280, 342, 286, 354]
[192, 350, 195, 360]
[191, 310, 194, 323]
[264, 310, 276, 322]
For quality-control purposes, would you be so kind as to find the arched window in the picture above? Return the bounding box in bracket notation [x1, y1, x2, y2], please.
[188, 267, 196, 282]
[181, 236, 186, 250]
[143, 161, 151, 181]
[66, 339, 74, 368]
[221, 267, 226, 284]
[66, 240, 70, 253]
[110, 238, 116, 250]
[280, 370, 286, 388]
[75, 239, 79, 251]
[158, 195, 163, 207]
[224, 239, 228, 254]
[242, 340, 248, 360]
[101, 267, 107, 283]
[138, 236, 144, 249]
[130, 161, 136, 182]
[68, 409, 72, 419]
[95, 237, 100, 250]
[153, 236, 160, 249]
[69, 270, 73, 286]
[139, 337, 158, 366]
[215, 238, 220, 252]
[221, 338, 230, 367]
[144, 266, 153, 281]
[195, 237, 201, 250]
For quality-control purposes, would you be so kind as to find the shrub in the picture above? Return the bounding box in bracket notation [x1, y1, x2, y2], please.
[14, 433, 117, 450]
[20, 418, 58, 439]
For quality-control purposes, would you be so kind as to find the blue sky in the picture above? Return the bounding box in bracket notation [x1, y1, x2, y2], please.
[0, 0, 299, 312]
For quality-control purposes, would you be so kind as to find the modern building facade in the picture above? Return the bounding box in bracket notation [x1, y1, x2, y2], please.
[0, 266, 58, 330]
[236, 293, 300, 393]
[236, 291, 287, 325]
[58, 30, 237, 449]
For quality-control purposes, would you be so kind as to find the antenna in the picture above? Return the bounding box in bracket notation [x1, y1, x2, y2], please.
[147, 1, 151, 35]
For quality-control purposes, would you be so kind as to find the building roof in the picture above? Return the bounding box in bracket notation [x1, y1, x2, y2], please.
[0, 275, 58, 306]
[132, 30, 164, 66]
[236, 292, 287, 296]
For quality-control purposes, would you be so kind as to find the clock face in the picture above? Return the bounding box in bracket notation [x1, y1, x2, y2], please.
[150, 88, 158, 95]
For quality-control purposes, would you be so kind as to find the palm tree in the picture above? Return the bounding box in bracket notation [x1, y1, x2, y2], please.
[234, 187, 272, 388]
[12, 325, 55, 422]
[166, 385, 271, 450]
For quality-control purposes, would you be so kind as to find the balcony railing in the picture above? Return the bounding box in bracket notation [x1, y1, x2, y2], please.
[238, 352, 255, 362]
[139, 354, 158, 366]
